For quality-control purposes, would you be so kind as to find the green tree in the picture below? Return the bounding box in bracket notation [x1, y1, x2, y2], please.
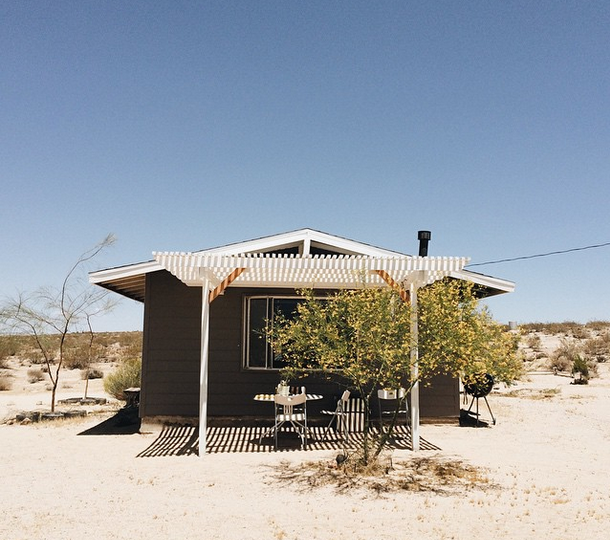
[0, 235, 116, 411]
[269, 279, 521, 464]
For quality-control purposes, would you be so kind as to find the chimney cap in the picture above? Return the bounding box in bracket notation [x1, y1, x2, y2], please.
[418, 230, 431, 241]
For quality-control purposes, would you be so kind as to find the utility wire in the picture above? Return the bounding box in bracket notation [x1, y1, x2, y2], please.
[465, 241, 610, 268]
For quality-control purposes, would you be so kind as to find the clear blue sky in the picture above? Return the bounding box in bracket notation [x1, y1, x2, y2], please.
[2, 1, 609, 331]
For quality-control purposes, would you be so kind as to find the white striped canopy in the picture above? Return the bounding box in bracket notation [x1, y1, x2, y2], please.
[153, 252, 471, 293]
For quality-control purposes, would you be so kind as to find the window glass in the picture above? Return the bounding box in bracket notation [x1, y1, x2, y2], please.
[247, 298, 268, 369]
[244, 296, 302, 370]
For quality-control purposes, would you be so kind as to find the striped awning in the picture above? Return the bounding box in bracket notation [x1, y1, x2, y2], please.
[153, 252, 470, 292]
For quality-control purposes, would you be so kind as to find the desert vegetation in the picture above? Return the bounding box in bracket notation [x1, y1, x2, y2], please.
[0, 331, 142, 400]
[517, 321, 610, 382]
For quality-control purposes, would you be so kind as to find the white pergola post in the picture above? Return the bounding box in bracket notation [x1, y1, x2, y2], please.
[198, 279, 211, 457]
[409, 279, 420, 452]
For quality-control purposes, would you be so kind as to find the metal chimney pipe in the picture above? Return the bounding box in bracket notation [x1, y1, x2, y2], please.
[418, 230, 431, 257]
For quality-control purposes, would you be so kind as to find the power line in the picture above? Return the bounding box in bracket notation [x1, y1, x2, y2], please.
[465, 241, 610, 268]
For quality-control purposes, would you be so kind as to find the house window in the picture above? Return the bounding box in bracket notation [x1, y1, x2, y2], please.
[243, 296, 303, 370]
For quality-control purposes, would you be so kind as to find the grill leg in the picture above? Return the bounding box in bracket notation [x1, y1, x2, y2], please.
[483, 396, 496, 425]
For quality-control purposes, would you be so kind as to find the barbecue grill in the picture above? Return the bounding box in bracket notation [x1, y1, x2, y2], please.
[463, 373, 496, 426]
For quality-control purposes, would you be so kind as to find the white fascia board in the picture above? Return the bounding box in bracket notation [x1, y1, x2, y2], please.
[89, 260, 162, 284]
[195, 228, 405, 257]
[306, 229, 405, 257]
[451, 269, 515, 294]
[197, 230, 304, 255]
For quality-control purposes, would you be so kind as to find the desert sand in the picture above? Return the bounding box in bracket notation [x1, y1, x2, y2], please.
[1, 363, 609, 540]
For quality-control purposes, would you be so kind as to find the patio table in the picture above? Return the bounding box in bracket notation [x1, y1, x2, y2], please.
[254, 393, 323, 402]
[255, 393, 323, 445]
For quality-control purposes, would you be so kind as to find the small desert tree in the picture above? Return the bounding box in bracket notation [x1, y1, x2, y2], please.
[0, 235, 116, 411]
[269, 279, 521, 464]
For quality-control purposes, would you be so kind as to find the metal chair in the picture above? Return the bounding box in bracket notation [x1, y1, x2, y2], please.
[321, 390, 351, 441]
[268, 392, 308, 450]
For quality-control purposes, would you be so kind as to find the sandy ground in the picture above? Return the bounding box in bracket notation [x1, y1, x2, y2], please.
[1, 365, 609, 540]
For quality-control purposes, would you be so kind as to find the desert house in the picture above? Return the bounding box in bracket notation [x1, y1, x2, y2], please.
[90, 228, 514, 451]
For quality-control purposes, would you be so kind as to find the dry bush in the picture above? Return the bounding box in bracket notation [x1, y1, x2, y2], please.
[82, 367, 104, 380]
[26, 367, 45, 383]
[549, 339, 581, 373]
[571, 325, 590, 340]
[94, 332, 142, 362]
[63, 347, 90, 370]
[0, 336, 18, 367]
[521, 321, 587, 336]
[270, 455, 491, 494]
[582, 333, 610, 363]
[524, 334, 542, 351]
[27, 349, 47, 365]
[0, 373, 12, 391]
[503, 388, 560, 400]
[585, 321, 610, 332]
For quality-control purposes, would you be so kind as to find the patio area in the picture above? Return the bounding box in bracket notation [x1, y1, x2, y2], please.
[136, 424, 441, 457]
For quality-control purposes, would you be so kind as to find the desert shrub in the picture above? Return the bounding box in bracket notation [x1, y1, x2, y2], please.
[27, 367, 45, 383]
[522, 321, 586, 336]
[582, 333, 610, 363]
[27, 349, 47, 365]
[82, 368, 104, 380]
[571, 355, 598, 383]
[0, 374, 12, 391]
[549, 339, 581, 373]
[585, 321, 610, 332]
[572, 355, 589, 378]
[104, 358, 141, 400]
[0, 335, 18, 366]
[571, 326, 590, 340]
[524, 334, 542, 350]
[520, 323, 546, 333]
[63, 348, 89, 370]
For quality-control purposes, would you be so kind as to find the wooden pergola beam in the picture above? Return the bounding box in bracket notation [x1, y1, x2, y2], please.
[209, 268, 246, 303]
[374, 270, 410, 303]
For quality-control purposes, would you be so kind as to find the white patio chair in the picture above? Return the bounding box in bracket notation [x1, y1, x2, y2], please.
[271, 392, 308, 450]
[321, 390, 351, 441]
[377, 387, 409, 428]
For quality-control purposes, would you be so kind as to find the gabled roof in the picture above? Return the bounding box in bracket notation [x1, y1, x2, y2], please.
[89, 228, 514, 302]
[199, 228, 403, 257]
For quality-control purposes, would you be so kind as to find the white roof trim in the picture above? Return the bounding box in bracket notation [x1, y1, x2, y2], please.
[451, 269, 515, 294]
[89, 260, 162, 284]
[199, 228, 403, 257]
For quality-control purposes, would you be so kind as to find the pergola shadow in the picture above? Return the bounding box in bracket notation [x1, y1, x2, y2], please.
[136, 424, 441, 457]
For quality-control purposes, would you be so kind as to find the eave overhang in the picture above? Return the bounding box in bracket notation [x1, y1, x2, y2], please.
[89, 261, 162, 303]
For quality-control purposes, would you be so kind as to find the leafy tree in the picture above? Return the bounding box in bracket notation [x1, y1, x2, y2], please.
[269, 279, 521, 464]
[0, 235, 116, 411]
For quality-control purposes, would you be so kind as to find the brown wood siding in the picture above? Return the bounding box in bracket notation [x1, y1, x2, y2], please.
[420, 374, 460, 418]
[140, 274, 459, 420]
[140, 270, 201, 417]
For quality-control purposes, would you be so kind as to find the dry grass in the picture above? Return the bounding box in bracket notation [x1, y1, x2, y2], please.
[503, 387, 561, 400]
[270, 455, 492, 495]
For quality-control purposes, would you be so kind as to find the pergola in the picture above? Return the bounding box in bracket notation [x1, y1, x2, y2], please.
[153, 251, 470, 455]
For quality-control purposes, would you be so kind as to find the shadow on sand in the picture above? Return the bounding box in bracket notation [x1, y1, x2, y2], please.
[135, 424, 441, 457]
[77, 407, 141, 436]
